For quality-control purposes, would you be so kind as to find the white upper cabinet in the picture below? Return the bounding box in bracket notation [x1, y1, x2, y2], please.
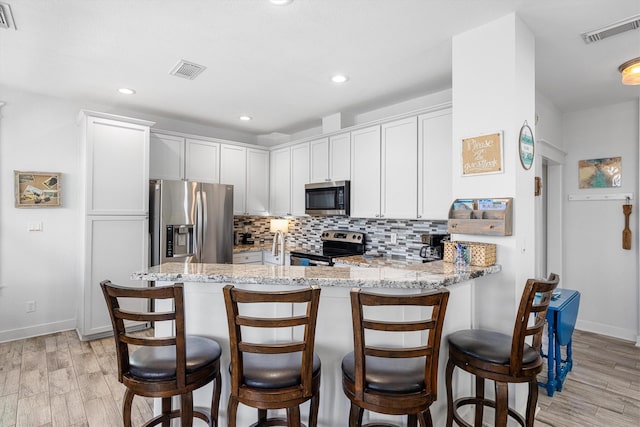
[185, 138, 220, 183]
[220, 144, 247, 215]
[418, 109, 452, 220]
[350, 125, 381, 218]
[309, 137, 329, 182]
[246, 148, 269, 216]
[150, 133, 184, 181]
[290, 143, 310, 216]
[351, 117, 419, 219]
[310, 133, 350, 183]
[221, 144, 269, 215]
[381, 116, 418, 219]
[329, 133, 351, 181]
[150, 132, 219, 183]
[82, 113, 151, 215]
[270, 147, 291, 216]
[270, 143, 309, 217]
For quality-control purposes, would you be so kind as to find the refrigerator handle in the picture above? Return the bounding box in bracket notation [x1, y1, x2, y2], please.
[195, 190, 203, 262]
[201, 190, 208, 261]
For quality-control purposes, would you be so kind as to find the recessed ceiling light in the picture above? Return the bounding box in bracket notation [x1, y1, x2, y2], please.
[118, 88, 136, 95]
[270, 0, 293, 5]
[239, 115, 252, 121]
[331, 74, 349, 84]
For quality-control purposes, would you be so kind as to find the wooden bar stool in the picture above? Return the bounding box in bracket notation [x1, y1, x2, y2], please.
[445, 273, 560, 427]
[101, 281, 222, 427]
[223, 285, 322, 427]
[341, 288, 450, 427]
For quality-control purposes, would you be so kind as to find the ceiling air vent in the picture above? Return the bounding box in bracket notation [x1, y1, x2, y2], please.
[581, 14, 640, 44]
[169, 60, 206, 80]
[0, 2, 17, 30]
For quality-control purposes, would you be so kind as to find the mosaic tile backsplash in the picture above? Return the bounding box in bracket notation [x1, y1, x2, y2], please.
[234, 216, 449, 261]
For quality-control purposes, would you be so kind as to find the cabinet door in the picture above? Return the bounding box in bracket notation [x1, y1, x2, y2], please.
[329, 133, 351, 181]
[85, 116, 149, 215]
[220, 145, 247, 215]
[291, 143, 310, 216]
[186, 138, 220, 183]
[418, 110, 452, 220]
[246, 148, 269, 215]
[270, 147, 291, 216]
[82, 216, 148, 338]
[350, 125, 381, 218]
[150, 132, 184, 180]
[309, 137, 329, 183]
[381, 116, 418, 219]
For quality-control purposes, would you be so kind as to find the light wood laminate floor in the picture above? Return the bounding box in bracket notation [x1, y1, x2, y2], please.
[0, 328, 638, 426]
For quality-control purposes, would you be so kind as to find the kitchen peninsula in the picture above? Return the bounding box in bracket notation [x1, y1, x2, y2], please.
[133, 261, 501, 426]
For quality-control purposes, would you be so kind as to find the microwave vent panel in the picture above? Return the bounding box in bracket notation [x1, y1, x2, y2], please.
[169, 60, 207, 80]
[581, 14, 640, 44]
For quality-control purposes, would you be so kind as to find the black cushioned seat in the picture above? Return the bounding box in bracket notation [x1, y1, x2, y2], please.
[341, 353, 425, 394]
[447, 330, 539, 366]
[130, 336, 222, 380]
[239, 352, 321, 389]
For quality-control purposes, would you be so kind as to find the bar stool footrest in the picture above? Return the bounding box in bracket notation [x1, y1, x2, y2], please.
[451, 397, 525, 427]
[249, 418, 309, 427]
[141, 408, 213, 427]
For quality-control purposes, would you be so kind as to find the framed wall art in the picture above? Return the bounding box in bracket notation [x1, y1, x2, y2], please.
[461, 131, 503, 175]
[519, 120, 535, 170]
[14, 171, 61, 207]
[578, 157, 621, 188]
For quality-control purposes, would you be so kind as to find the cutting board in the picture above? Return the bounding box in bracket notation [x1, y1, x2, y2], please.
[623, 204, 632, 250]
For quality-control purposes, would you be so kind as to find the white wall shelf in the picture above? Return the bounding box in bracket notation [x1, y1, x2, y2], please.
[568, 193, 633, 202]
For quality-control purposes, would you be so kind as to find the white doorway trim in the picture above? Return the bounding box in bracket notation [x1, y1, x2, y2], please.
[535, 139, 566, 281]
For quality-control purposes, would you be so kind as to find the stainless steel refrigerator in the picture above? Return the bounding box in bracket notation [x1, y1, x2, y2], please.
[149, 179, 233, 266]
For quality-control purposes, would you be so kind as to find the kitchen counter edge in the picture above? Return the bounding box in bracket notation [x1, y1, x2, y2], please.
[132, 261, 501, 290]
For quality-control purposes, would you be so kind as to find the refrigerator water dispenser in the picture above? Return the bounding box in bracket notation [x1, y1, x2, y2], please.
[165, 224, 194, 258]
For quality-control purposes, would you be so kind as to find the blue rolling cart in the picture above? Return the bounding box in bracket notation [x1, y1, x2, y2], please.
[538, 288, 581, 396]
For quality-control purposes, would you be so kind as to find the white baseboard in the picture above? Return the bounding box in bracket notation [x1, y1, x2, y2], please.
[575, 319, 637, 343]
[0, 318, 76, 343]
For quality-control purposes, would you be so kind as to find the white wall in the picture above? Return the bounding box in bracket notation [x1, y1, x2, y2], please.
[562, 100, 639, 341]
[0, 88, 82, 341]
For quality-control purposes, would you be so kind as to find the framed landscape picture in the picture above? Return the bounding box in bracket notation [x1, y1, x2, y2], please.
[15, 171, 61, 207]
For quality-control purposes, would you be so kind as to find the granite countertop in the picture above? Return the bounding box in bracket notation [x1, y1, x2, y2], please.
[132, 260, 501, 290]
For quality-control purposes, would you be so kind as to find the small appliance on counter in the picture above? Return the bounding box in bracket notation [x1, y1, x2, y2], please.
[419, 233, 450, 263]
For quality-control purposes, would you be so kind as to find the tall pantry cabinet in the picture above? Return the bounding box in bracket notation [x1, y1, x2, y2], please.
[77, 111, 154, 340]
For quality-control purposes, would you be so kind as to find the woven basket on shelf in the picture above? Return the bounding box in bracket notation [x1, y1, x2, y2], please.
[443, 241, 496, 267]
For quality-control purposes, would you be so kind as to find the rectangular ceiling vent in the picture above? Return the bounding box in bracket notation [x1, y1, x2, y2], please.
[169, 60, 206, 80]
[581, 14, 640, 44]
[0, 2, 17, 30]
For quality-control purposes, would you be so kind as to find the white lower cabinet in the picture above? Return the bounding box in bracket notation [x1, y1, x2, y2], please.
[262, 251, 290, 265]
[233, 251, 263, 265]
[80, 216, 149, 338]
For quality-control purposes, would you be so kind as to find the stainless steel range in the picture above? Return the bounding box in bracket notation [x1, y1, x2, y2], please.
[290, 230, 366, 266]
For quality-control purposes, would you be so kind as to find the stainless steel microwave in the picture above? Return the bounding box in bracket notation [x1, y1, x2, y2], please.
[305, 180, 350, 216]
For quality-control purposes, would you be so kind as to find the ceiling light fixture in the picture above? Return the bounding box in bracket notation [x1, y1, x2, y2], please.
[118, 88, 136, 95]
[331, 74, 349, 84]
[618, 57, 640, 85]
[239, 115, 252, 121]
[270, 0, 293, 5]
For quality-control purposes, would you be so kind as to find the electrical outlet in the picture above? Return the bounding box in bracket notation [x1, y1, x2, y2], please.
[390, 233, 397, 244]
[25, 301, 36, 312]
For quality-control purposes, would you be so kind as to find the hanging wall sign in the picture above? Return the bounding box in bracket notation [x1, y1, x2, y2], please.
[519, 121, 535, 170]
[461, 131, 503, 175]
